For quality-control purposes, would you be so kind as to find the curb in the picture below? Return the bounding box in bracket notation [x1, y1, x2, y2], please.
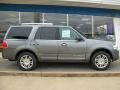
[0, 71, 120, 77]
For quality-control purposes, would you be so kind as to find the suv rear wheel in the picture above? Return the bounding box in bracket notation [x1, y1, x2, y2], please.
[17, 52, 38, 71]
[91, 51, 111, 70]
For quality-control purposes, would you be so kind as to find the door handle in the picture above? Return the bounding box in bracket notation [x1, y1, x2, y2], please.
[31, 42, 36, 45]
[31, 42, 39, 45]
[61, 43, 67, 46]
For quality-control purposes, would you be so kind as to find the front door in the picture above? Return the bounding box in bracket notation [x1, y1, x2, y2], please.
[58, 27, 86, 61]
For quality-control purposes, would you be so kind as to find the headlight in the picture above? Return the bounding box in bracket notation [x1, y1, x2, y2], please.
[113, 44, 118, 50]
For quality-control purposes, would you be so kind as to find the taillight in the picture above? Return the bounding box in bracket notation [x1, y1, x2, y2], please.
[2, 41, 8, 49]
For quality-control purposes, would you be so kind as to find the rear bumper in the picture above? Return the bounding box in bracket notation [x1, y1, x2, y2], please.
[2, 49, 16, 60]
[112, 50, 119, 61]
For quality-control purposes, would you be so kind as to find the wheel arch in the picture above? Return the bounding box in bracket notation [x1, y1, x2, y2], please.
[90, 48, 113, 62]
[15, 49, 38, 61]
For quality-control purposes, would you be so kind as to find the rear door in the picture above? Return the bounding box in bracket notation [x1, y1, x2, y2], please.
[33, 27, 59, 60]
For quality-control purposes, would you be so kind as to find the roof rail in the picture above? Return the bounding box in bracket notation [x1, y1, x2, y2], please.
[21, 23, 53, 26]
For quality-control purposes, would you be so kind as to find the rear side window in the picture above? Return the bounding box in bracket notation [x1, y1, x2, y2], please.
[35, 27, 58, 40]
[6, 27, 32, 39]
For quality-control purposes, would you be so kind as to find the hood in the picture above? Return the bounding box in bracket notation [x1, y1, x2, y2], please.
[86, 39, 114, 46]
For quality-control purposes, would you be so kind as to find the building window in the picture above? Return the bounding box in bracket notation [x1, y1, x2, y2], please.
[44, 13, 67, 26]
[21, 12, 34, 23]
[69, 14, 92, 38]
[0, 11, 116, 44]
[0, 11, 19, 43]
[93, 16, 115, 41]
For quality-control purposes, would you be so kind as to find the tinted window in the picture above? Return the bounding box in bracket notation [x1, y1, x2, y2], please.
[7, 27, 32, 39]
[35, 27, 58, 40]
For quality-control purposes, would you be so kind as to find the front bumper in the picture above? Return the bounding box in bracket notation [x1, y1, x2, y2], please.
[112, 49, 119, 61]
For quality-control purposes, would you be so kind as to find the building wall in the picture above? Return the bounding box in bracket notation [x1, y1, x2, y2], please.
[114, 18, 120, 56]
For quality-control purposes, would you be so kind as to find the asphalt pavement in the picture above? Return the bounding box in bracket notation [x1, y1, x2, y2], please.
[0, 56, 120, 73]
[1, 55, 120, 90]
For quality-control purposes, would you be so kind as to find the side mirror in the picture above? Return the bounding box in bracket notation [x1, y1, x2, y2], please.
[75, 37, 83, 41]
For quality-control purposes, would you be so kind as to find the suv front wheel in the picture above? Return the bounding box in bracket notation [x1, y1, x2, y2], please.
[91, 51, 111, 70]
[17, 52, 38, 71]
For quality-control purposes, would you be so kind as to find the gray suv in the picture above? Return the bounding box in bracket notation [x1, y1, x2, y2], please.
[2, 23, 119, 71]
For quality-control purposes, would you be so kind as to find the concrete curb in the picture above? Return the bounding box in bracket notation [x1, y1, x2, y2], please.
[0, 71, 120, 77]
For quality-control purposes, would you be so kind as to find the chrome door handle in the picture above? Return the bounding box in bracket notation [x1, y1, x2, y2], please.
[61, 43, 67, 46]
[31, 42, 36, 45]
[31, 42, 39, 45]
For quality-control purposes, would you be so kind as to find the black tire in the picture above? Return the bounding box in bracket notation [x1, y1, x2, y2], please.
[17, 52, 38, 71]
[90, 51, 111, 70]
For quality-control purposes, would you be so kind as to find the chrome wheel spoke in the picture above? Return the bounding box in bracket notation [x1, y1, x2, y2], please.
[20, 55, 33, 69]
[95, 54, 108, 69]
